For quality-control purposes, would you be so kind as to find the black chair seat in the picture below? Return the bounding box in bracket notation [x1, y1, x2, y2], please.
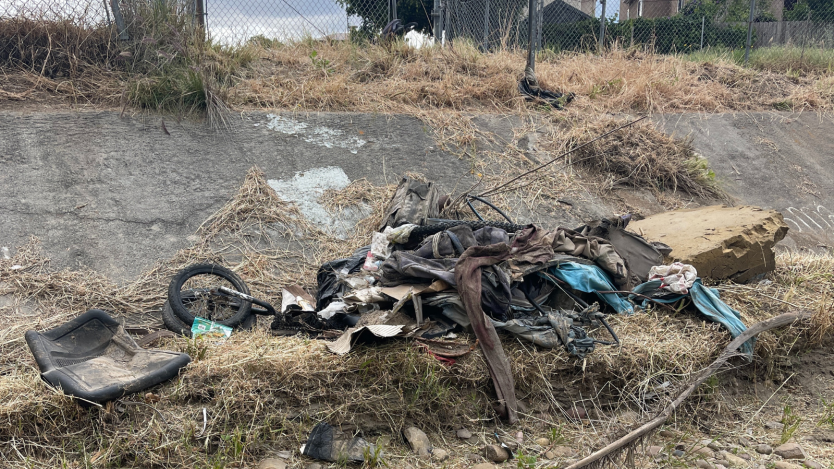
[25, 309, 191, 404]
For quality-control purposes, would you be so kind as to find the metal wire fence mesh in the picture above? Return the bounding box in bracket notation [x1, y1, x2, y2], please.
[1, 0, 833, 51]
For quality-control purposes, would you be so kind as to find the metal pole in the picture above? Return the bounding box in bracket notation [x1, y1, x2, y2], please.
[196, 0, 205, 28]
[110, 0, 128, 40]
[536, 0, 543, 50]
[700, 16, 705, 50]
[482, 0, 491, 51]
[526, 0, 537, 77]
[598, 0, 607, 50]
[392, 0, 397, 21]
[432, 0, 441, 40]
[445, 0, 452, 45]
[744, 0, 755, 65]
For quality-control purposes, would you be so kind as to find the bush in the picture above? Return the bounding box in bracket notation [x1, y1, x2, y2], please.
[542, 16, 749, 54]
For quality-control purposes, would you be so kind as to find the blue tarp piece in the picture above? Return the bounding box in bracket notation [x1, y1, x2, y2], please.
[542, 262, 635, 315]
[631, 279, 753, 355]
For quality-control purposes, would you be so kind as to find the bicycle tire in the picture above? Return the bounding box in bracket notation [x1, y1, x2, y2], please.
[408, 220, 527, 243]
[168, 264, 252, 328]
[162, 299, 257, 338]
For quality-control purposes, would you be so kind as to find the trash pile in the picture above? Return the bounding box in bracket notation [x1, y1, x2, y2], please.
[22, 175, 790, 436]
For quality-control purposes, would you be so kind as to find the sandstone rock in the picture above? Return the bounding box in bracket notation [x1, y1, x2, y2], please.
[774, 462, 803, 469]
[432, 448, 449, 461]
[471, 464, 496, 469]
[774, 443, 806, 460]
[457, 428, 473, 440]
[739, 453, 751, 460]
[535, 437, 550, 446]
[716, 464, 728, 469]
[305, 463, 323, 469]
[803, 461, 824, 469]
[719, 451, 747, 467]
[403, 427, 432, 457]
[692, 445, 715, 458]
[695, 459, 715, 469]
[756, 444, 773, 455]
[701, 439, 721, 451]
[646, 446, 663, 457]
[739, 437, 755, 447]
[660, 429, 680, 438]
[257, 459, 286, 469]
[628, 205, 788, 282]
[484, 444, 509, 463]
[550, 445, 577, 458]
[545, 451, 556, 459]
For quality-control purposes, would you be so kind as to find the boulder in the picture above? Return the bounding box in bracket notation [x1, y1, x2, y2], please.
[773, 443, 806, 460]
[484, 445, 510, 463]
[403, 427, 432, 457]
[628, 205, 788, 282]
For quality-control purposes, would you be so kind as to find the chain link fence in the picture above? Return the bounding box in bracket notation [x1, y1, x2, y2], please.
[2, 0, 833, 52]
[440, 0, 834, 54]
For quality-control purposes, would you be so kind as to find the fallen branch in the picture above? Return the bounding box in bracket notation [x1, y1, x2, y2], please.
[563, 311, 811, 469]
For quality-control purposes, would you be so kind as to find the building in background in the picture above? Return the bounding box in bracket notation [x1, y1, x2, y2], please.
[619, 0, 785, 21]
[543, 0, 594, 24]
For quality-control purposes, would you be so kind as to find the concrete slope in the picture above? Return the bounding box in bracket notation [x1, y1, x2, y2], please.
[656, 112, 834, 250]
[0, 111, 470, 280]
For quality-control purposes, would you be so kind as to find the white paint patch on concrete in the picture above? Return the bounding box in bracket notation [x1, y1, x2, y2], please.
[264, 114, 366, 154]
[267, 167, 369, 239]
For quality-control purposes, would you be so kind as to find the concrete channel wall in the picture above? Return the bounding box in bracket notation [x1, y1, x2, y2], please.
[1, 110, 832, 281]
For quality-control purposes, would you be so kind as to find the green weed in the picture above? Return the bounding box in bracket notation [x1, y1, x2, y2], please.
[780, 404, 802, 444]
[818, 398, 834, 429]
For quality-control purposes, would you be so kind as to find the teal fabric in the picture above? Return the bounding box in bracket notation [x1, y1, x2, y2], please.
[542, 262, 635, 315]
[631, 279, 753, 355]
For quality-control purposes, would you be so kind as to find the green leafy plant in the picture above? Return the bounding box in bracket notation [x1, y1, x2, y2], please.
[780, 404, 802, 444]
[310, 50, 334, 74]
[184, 336, 209, 361]
[516, 450, 537, 469]
[550, 424, 567, 445]
[363, 440, 388, 468]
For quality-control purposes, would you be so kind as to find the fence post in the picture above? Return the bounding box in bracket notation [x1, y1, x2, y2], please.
[536, 0, 543, 51]
[196, 0, 205, 28]
[526, 0, 537, 76]
[433, 0, 442, 41]
[744, 0, 755, 65]
[109, 0, 129, 40]
[482, 0, 491, 51]
[700, 16, 705, 50]
[599, 0, 607, 51]
[445, 0, 452, 45]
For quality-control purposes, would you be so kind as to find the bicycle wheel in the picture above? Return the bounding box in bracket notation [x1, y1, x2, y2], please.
[168, 264, 252, 328]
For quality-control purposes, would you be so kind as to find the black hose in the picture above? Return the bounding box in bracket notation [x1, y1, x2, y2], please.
[467, 195, 514, 224]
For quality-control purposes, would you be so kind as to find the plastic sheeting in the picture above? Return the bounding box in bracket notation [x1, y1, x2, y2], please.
[631, 279, 753, 355]
[542, 262, 635, 315]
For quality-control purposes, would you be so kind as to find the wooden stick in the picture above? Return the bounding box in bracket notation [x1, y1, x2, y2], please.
[563, 311, 811, 469]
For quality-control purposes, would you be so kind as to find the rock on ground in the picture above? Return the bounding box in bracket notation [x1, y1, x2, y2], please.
[456, 428, 472, 439]
[403, 426, 432, 457]
[471, 464, 497, 469]
[628, 205, 788, 282]
[257, 459, 286, 469]
[432, 448, 448, 461]
[774, 462, 804, 469]
[773, 443, 806, 460]
[484, 444, 510, 463]
[756, 444, 773, 455]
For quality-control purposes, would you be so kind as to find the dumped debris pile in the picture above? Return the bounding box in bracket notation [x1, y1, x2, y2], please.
[2, 168, 832, 468]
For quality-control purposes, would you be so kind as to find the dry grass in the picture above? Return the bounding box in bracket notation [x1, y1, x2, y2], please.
[1, 169, 832, 468]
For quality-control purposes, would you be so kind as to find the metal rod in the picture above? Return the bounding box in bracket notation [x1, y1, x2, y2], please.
[526, 0, 537, 76]
[744, 0, 756, 65]
[700, 16, 705, 50]
[598, 0, 607, 50]
[482, 0, 490, 51]
[467, 195, 514, 224]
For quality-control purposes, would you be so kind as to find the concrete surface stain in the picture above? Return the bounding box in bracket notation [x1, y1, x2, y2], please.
[784, 206, 833, 234]
[267, 167, 368, 239]
[265, 114, 366, 154]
